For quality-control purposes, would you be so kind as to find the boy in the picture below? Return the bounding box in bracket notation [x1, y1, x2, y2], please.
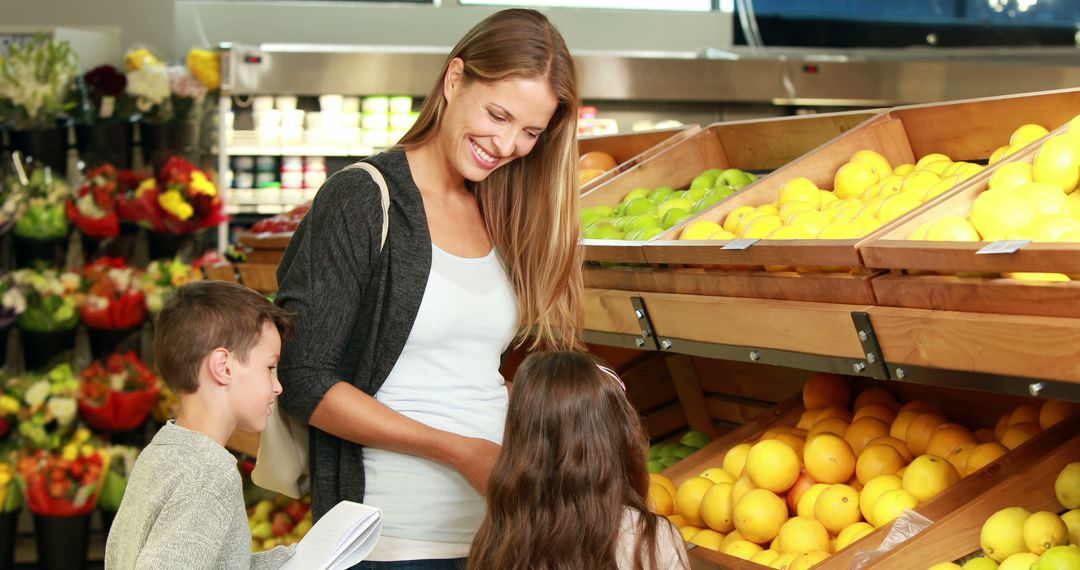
[105, 280, 296, 569]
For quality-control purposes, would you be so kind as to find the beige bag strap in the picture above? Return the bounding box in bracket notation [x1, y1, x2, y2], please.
[342, 161, 390, 250]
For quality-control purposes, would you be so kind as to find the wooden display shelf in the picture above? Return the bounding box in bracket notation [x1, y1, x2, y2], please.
[202, 262, 239, 283]
[581, 110, 880, 263]
[238, 232, 293, 265]
[872, 273, 1080, 319]
[578, 125, 700, 194]
[235, 263, 280, 294]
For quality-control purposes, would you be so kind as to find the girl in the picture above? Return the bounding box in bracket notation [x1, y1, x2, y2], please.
[469, 352, 689, 570]
[275, 8, 582, 569]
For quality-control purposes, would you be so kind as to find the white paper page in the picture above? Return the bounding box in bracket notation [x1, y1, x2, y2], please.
[282, 502, 383, 570]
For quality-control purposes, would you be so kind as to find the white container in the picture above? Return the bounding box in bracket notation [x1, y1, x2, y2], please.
[281, 188, 305, 203]
[235, 188, 256, 203]
[256, 127, 280, 144]
[255, 172, 278, 187]
[222, 169, 235, 190]
[281, 109, 305, 130]
[390, 113, 416, 130]
[281, 156, 304, 171]
[281, 126, 304, 144]
[253, 109, 281, 129]
[343, 96, 361, 113]
[275, 95, 298, 111]
[232, 156, 255, 171]
[389, 96, 413, 113]
[256, 186, 282, 204]
[362, 113, 389, 130]
[224, 111, 236, 131]
[305, 187, 321, 201]
[362, 96, 390, 114]
[304, 169, 327, 189]
[319, 94, 344, 112]
[305, 111, 323, 130]
[281, 170, 304, 189]
[304, 156, 326, 169]
[255, 156, 278, 172]
[235, 171, 255, 189]
[253, 95, 275, 111]
[220, 97, 233, 111]
[342, 112, 362, 128]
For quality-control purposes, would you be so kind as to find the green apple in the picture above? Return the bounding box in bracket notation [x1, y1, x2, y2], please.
[625, 214, 661, 233]
[626, 226, 664, 241]
[610, 216, 631, 230]
[712, 184, 737, 199]
[673, 446, 696, 460]
[648, 186, 675, 203]
[647, 443, 664, 460]
[660, 456, 680, 468]
[701, 168, 725, 179]
[583, 222, 624, 240]
[647, 460, 666, 474]
[720, 168, 754, 190]
[593, 205, 615, 218]
[684, 187, 710, 203]
[692, 192, 726, 213]
[689, 173, 717, 191]
[579, 208, 608, 228]
[748, 173, 759, 182]
[664, 190, 686, 203]
[658, 442, 682, 460]
[680, 430, 712, 448]
[657, 198, 694, 217]
[661, 209, 692, 229]
[622, 188, 650, 203]
[622, 197, 658, 216]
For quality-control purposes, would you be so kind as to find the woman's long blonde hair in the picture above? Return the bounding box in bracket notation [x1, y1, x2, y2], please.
[398, 9, 583, 351]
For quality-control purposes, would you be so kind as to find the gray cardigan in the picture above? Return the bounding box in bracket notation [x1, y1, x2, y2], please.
[276, 149, 432, 520]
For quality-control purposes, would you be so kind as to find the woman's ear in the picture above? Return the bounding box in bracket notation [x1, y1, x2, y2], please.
[443, 58, 465, 103]
[206, 348, 232, 387]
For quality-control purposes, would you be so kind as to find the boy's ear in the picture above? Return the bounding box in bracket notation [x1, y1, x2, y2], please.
[206, 348, 232, 386]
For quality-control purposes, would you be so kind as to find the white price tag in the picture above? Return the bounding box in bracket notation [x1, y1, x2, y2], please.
[722, 238, 760, 251]
[100, 96, 116, 119]
[975, 240, 1031, 255]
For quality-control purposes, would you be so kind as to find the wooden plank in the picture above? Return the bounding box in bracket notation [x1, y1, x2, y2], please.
[639, 292, 871, 360]
[643, 240, 866, 267]
[625, 357, 680, 413]
[692, 358, 808, 404]
[689, 547, 772, 570]
[870, 305, 1080, 383]
[227, 429, 260, 457]
[873, 273, 1080, 319]
[663, 393, 803, 485]
[704, 396, 772, 425]
[584, 288, 644, 336]
[666, 355, 723, 438]
[642, 402, 689, 440]
[202, 263, 239, 282]
[581, 240, 649, 264]
[714, 109, 880, 171]
[236, 263, 280, 293]
[822, 412, 1080, 570]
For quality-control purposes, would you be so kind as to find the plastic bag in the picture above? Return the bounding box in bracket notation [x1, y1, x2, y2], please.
[851, 509, 934, 570]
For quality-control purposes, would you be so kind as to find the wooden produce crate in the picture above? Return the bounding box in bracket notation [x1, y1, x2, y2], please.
[663, 378, 1064, 570]
[581, 110, 880, 264]
[578, 125, 700, 194]
[862, 131, 1080, 319]
[202, 262, 239, 283]
[238, 233, 292, 265]
[236, 263, 279, 294]
[633, 88, 1080, 305]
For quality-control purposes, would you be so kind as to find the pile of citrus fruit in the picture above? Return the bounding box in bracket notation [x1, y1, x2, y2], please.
[578, 151, 618, 187]
[644, 373, 1079, 569]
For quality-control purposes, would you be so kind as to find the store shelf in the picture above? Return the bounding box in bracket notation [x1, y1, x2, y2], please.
[217, 132, 387, 157]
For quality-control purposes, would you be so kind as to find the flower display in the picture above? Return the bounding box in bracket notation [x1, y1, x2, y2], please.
[98, 445, 138, 513]
[6, 269, 81, 333]
[186, 48, 221, 91]
[3, 364, 81, 450]
[16, 429, 109, 516]
[124, 156, 226, 234]
[81, 64, 133, 122]
[124, 47, 170, 122]
[67, 164, 145, 238]
[8, 165, 72, 241]
[0, 376, 18, 441]
[0, 35, 78, 129]
[0, 456, 22, 514]
[0, 272, 21, 331]
[78, 352, 160, 433]
[141, 258, 202, 314]
[78, 258, 146, 330]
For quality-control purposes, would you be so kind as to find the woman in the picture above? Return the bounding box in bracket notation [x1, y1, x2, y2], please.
[275, 9, 583, 569]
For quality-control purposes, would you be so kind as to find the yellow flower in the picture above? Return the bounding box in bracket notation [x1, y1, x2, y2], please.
[125, 48, 161, 72]
[187, 48, 221, 90]
[80, 444, 96, 458]
[73, 427, 92, 444]
[61, 445, 78, 462]
[171, 270, 191, 289]
[0, 395, 19, 414]
[136, 178, 157, 198]
[159, 190, 194, 221]
[190, 171, 217, 197]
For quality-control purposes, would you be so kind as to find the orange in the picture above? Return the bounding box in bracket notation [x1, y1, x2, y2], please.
[926, 424, 978, 458]
[904, 412, 948, 456]
[786, 427, 810, 438]
[770, 432, 806, 457]
[761, 427, 788, 440]
[797, 408, 823, 431]
[871, 489, 918, 527]
[1009, 404, 1041, 426]
[797, 483, 830, 519]
[903, 455, 960, 502]
[777, 516, 830, 554]
[803, 373, 851, 410]
[898, 400, 941, 415]
[700, 482, 735, 533]
[1039, 399, 1079, 430]
[810, 417, 850, 438]
[845, 417, 892, 455]
[789, 551, 831, 570]
[804, 433, 856, 484]
[814, 484, 862, 534]
[890, 410, 922, 440]
[675, 476, 716, 526]
[836, 521, 875, 552]
[853, 403, 898, 424]
[867, 436, 913, 463]
[723, 539, 763, 560]
[723, 443, 753, 478]
[733, 489, 788, 544]
[944, 442, 977, 476]
[647, 482, 675, 516]
[688, 528, 724, 550]
[731, 472, 757, 508]
[578, 151, 617, 172]
[1001, 422, 1042, 450]
[746, 439, 802, 493]
[994, 413, 1011, 442]
[853, 387, 897, 410]
[815, 406, 854, 424]
[856, 444, 907, 485]
[860, 473, 903, 522]
[974, 428, 996, 443]
[965, 442, 1009, 476]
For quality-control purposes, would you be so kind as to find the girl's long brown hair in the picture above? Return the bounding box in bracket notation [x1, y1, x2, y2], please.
[469, 352, 662, 570]
[398, 9, 583, 352]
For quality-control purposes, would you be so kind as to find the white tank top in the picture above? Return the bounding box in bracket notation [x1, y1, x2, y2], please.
[363, 242, 518, 560]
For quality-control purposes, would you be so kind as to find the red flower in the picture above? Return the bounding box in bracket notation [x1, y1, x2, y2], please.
[84, 65, 127, 100]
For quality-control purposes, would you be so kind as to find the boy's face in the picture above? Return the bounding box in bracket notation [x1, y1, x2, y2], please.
[229, 321, 282, 433]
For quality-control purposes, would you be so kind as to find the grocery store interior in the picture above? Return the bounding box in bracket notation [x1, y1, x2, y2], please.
[2, 1, 1080, 569]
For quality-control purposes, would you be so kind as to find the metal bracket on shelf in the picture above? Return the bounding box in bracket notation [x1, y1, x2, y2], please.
[630, 296, 661, 351]
[850, 311, 890, 380]
[655, 336, 873, 376]
[886, 364, 1080, 404]
[583, 330, 656, 351]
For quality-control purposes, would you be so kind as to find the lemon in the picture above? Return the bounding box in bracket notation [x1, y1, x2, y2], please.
[878, 174, 906, 196]
[650, 473, 677, 498]
[700, 482, 735, 532]
[719, 529, 745, 550]
[990, 145, 1010, 165]
[909, 222, 931, 240]
[1032, 545, 1080, 570]
[820, 189, 839, 207]
[835, 161, 880, 199]
[1061, 509, 1080, 545]
[893, 163, 916, 176]
[922, 177, 959, 202]
[699, 467, 735, 485]
[1010, 124, 1050, 147]
[831, 201, 863, 223]
[1033, 135, 1080, 193]
[746, 439, 802, 494]
[903, 455, 960, 502]
[734, 488, 789, 543]
[742, 215, 785, 239]
[982, 507, 1032, 562]
[780, 200, 817, 222]
[852, 216, 883, 237]
[724, 206, 756, 234]
[876, 193, 923, 223]
[771, 552, 799, 569]
[788, 209, 831, 235]
[779, 178, 823, 208]
[731, 472, 757, 508]
[1005, 273, 1071, 282]
[835, 521, 875, 552]
[789, 551, 831, 570]
[1019, 182, 1071, 217]
[1029, 215, 1080, 242]
[852, 149, 893, 178]
[928, 563, 963, 570]
[688, 528, 724, 550]
[962, 557, 1000, 570]
[921, 160, 953, 175]
[751, 549, 781, 566]
[777, 516, 829, 554]
[678, 525, 702, 541]
[647, 482, 675, 516]
[815, 484, 862, 535]
[1056, 462, 1080, 509]
[989, 162, 1035, 192]
[679, 220, 721, 240]
[1067, 192, 1080, 219]
[861, 473, 903, 521]
[724, 539, 763, 559]
[1022, 511, 1068, 555]
[970, 189, 1038, 241]
[871, 488, 918, 528]
[675, 476, 715, 526]
[959, 163, 987, 180]
[667, 514, 689, 528]
[998, 552, 1039, 570]
[817, 221, 862, 240]
[917, 153, 953, 170]
[924, 216, 981, 241]
[735, 209, 775, 235]
[723, 443, 753, 478]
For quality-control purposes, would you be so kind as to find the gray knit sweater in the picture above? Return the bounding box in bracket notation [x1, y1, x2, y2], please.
[276, 149, 432, 520]
[104, 422, 295, 569]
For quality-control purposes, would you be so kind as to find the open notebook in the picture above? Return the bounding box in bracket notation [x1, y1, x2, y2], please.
[281, 502, 383, 570]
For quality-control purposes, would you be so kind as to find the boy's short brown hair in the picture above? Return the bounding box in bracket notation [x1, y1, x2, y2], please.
[154, 280, 294, 394]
